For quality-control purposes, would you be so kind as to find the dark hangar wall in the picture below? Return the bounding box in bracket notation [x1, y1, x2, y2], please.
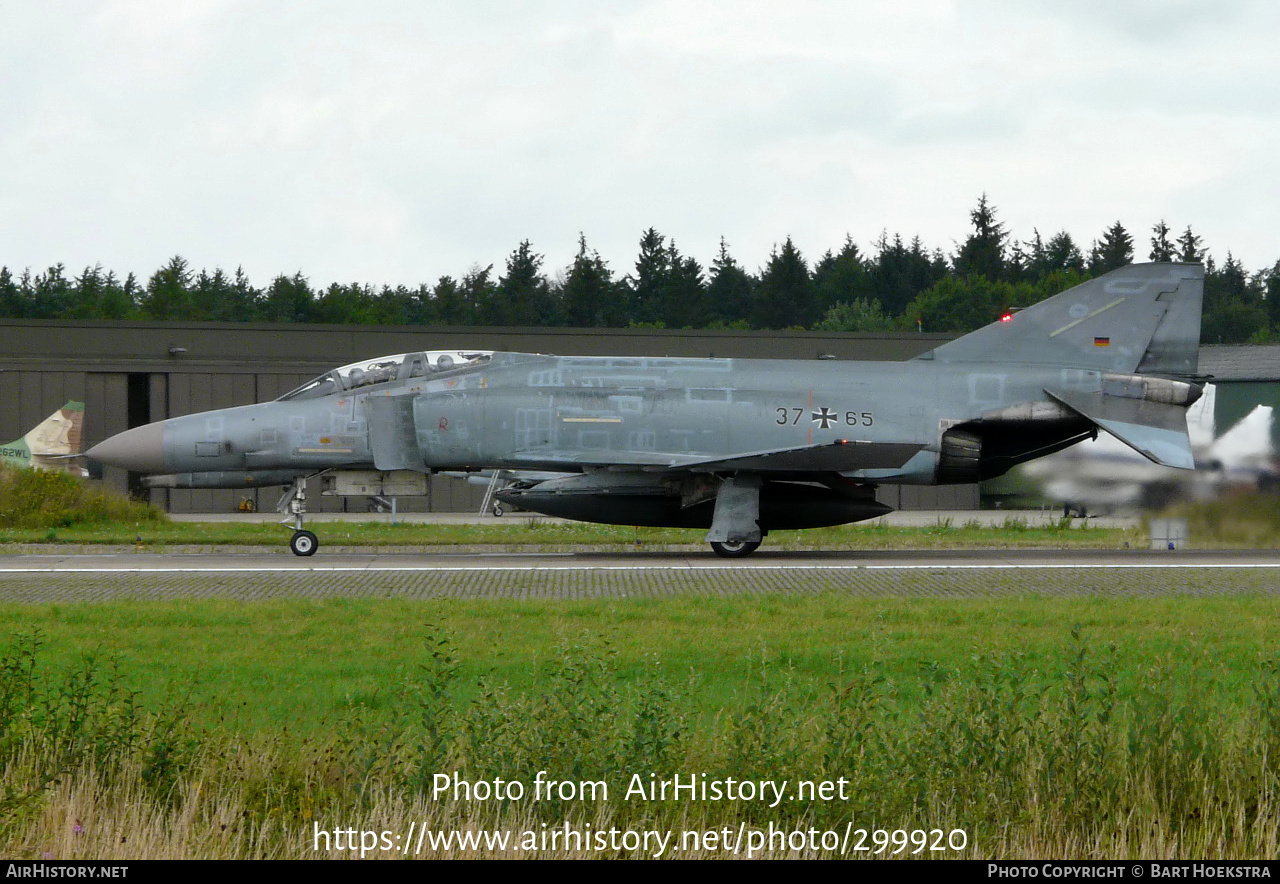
[1, 318, 966, 514]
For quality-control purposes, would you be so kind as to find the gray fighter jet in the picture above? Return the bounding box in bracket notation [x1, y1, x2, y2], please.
[87, 263, 1206, 557]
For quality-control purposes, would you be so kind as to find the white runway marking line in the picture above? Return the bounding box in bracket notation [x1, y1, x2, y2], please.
[2, 562, 1279, 574]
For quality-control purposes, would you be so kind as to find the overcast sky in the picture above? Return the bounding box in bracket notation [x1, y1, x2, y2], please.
[3, 1, 1278, 290]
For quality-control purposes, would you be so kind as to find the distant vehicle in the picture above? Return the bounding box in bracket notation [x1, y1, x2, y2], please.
[1022, 384, 1275, 515]
[87, 264, 1207, 557]
[1, 401, 88, 477]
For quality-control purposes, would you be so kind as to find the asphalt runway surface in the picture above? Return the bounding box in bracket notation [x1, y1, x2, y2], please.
[1, 548, 1277, 602]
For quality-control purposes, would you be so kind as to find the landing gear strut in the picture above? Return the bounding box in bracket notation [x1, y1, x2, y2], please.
[706, 474, 764, 558]
[279, 476, 318, 556]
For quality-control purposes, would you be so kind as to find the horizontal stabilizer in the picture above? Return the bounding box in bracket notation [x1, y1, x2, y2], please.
[1045, 389, 1195, 469]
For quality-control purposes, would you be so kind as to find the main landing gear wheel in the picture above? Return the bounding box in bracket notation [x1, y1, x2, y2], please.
[710, 540, 761, 558]
[290, 530, 318, 557]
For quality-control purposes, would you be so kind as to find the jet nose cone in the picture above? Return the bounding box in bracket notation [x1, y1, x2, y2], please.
[86, 422, 166, 473]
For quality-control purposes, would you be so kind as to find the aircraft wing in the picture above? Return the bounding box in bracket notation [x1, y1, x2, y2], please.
[501, 439, 923, 473]
[663, 439, 924, 473]
[499, 450, 679, 470]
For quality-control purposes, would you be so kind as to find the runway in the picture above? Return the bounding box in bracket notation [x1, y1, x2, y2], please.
[1, 548, 1277, 603]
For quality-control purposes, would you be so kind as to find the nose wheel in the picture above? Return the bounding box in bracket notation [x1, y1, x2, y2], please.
[290, 530, 318, 557]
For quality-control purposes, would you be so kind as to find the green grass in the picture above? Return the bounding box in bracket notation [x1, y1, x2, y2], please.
[2, 594, 1275, 736]
[1164, 491, 1280, 547]
[0, 515, 1141, 550]
[0, 466, 163, 530]
[4, 594, 1280, 857]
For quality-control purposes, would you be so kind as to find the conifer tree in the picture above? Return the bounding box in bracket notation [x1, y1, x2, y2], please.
[751, 237, 811, 329]
[1265, 260, 1280, 332]
[868, 232, 944, 317]
[71, 265, 109, 320]
[140, 256, 193, 320]
[191, 268, 236, 321]
[1025, 229, 1048, 280]
[493, 241, 555, 326]
[812, 236, 871, 318]
[459, 265, 497, 325]
[1149, 220, 1176, 262]
[1044, 231, 1085, 274]
[0, 267, 23, 318]
[629, 228, 670, 326]
[259, 272, 314, 323]
[561, 234, 618, 327]
[953, 194, 1007, 281]
[1089, 221, 1134, 274]
[222, 268, 259, 321]
[1176, 226, 1206, 263]
[432, 275, 468, 326]
[661, 240, 706, 328]
[705, 238, 753, 326]
[89, 268, 134, 320]
[374, 285, 414, 326]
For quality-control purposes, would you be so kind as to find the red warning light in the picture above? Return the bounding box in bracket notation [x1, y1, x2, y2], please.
[1000, 312, 1013, 323]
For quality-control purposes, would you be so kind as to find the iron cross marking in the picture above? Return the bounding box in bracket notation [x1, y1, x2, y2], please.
[812, 407, 837, 429]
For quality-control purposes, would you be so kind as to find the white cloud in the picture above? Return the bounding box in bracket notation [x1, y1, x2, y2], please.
[1, 0, 1278, 288]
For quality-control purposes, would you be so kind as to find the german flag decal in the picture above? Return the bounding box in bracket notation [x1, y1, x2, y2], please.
[1094, 336, 1110, 347]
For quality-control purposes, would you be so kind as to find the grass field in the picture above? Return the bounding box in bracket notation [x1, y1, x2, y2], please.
[0, 594, 1276, 734]
[3, 491, 1279, 858]
[3, 589, 1280, 858]
[0, 513, 1144, 551]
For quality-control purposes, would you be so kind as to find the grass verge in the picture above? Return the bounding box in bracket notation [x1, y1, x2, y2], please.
[0, 466, 163, 531]
[2, 594, 1280, 858]
[1, 515, 1140, 550]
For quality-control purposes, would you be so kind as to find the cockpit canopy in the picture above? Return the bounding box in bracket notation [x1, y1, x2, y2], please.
[278, 350, 493, 401]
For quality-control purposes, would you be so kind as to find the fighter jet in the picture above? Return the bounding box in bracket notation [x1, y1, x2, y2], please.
[87, 263, 1206, 557]
[2, 401, 88, 477]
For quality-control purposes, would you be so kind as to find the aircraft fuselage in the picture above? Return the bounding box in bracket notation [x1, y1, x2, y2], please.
[106, 353, 1108, 486]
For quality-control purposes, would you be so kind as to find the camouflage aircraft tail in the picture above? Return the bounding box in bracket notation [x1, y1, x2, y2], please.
[920, 263, 1204, 377]
[1, 401, 88, 475]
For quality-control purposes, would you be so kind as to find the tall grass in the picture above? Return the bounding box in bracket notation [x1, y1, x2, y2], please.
[4, 624, 1280, 858]
[1166, 491, 1280, 547]
[0, 466, 164, 530]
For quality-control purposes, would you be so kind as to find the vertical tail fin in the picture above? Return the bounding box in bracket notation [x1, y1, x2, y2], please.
[920, 263, 1204, 376]
[3, 401, 88, 475]
[1186, 383, 1217, 450]
[1207, 405, 1274, 470]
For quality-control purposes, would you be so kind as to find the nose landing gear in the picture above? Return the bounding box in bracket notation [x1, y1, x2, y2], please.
[279, 476, 319, 556]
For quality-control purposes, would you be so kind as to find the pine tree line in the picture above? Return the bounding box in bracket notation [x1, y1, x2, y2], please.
[3, 197, 1277, 344]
